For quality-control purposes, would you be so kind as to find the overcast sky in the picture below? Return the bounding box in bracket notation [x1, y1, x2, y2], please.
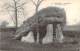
[0, 0, 80, 26]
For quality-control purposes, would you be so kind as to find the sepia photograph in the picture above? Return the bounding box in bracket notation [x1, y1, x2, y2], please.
[0, 0, 80, 51]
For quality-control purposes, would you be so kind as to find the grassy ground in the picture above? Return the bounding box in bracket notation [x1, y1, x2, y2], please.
[0, 30, 80, 51]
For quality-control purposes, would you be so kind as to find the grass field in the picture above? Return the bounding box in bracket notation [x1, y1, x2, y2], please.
[0, 30, 80, 51]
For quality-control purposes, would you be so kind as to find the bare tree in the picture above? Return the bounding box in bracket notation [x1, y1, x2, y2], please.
[3, 0, 27, 30]
[31, 0, 45, 27]
[31, 0, 44, 12]
[30, 0, 44, 28]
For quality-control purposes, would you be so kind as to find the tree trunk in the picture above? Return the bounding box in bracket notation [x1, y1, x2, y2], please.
[14, 0, 18, 30]
[35, 5, 39, 43]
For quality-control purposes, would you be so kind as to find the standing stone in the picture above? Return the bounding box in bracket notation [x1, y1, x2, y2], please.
[56, 24, 64, 43]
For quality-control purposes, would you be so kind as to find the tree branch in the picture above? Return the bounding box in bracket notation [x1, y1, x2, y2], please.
[19, 7, 25, 18]
[17, 2, 26, 7]
[37, 0, 44, 6]
[7, 9, 16, 24]
[30, 0, 37, 6]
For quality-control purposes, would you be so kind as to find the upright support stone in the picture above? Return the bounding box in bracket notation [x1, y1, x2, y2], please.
[56, 24, 64, 43]
[53, 24, 57, 41]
